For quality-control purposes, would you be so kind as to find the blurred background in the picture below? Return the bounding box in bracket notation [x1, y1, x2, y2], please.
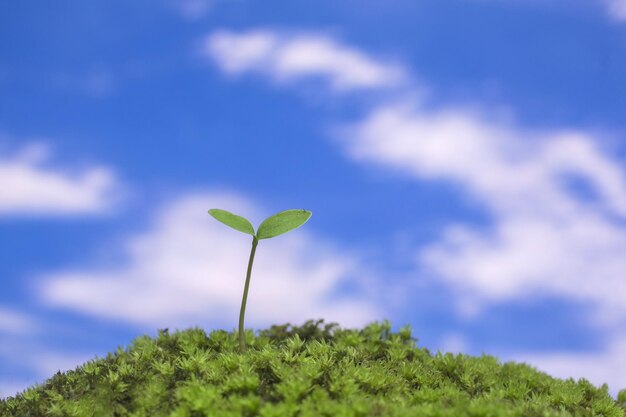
[1, 0, 626, 398]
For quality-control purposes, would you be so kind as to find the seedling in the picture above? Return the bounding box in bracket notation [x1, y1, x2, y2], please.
[208, 208, 312, 353]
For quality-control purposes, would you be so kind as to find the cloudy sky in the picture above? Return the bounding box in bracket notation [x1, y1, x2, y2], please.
[2, 0, 626, 399]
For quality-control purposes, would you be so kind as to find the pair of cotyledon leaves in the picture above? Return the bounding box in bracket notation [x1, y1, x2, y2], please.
[208, 208, 312, 240]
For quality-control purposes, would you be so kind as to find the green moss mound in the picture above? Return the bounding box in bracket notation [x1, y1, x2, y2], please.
[2, 319, 625, 417]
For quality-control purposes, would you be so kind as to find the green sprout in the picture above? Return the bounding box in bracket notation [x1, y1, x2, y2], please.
[208, 208, 312, 353]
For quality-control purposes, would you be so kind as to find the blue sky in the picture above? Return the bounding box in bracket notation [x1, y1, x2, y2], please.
[2, 0, 626, 399]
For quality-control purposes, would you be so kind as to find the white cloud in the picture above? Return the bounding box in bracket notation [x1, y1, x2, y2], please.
[50, 69, 116, 98]
[80, 71, 115, 97]
[172, 0, 213, 20]
[0, 307, 91, 400]
[198, 20, 626, 329]
[336, 102, 626, 325]
[509, 336, 626, 398]
[0, 342, 92, 399]
[438, 332, 469, 355]
[605, 0, 626, 21]
[0, 307, 38, 335]
[0, 142, 120, 217]
[469, 0, 626, 23]
[203, 29, 406, 92]
[36, 191, 388, 331]
[0, 379, 35, 400]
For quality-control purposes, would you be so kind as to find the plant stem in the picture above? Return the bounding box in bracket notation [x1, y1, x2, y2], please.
[239, 236, 258, 353]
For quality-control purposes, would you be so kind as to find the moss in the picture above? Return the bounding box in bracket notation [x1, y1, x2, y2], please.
[2, 319, 625, 417]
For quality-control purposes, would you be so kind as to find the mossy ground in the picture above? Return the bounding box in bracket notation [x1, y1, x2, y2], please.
[2, 319, 625, 417]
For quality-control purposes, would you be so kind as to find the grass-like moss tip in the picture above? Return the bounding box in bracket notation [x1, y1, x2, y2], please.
[2, 319, 626, 417]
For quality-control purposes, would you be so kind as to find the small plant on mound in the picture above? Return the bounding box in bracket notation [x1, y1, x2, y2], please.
[208, 208, 312, 353]
[2, 319, 625, 417]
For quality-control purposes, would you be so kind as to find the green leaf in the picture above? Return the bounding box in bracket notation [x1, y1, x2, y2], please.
[256, 209, 312, 240]
[208, 209, 256, 236]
